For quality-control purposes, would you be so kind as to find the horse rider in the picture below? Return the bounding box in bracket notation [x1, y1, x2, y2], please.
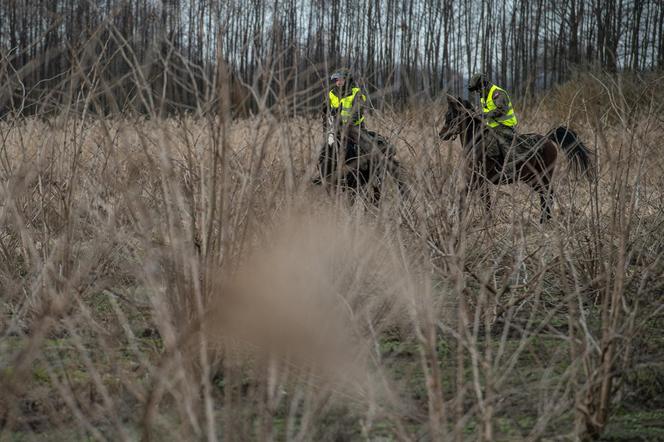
[467, 73, 521, 178]
[328, 68, 365, 129]
[326, 68, 395, 156]
[312, 68, 395, 183]
[327, 68, 369, 157]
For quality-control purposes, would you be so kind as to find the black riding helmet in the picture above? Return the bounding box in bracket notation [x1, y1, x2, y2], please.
[330, 68, 353, 84]
[468, 73, 490, 92]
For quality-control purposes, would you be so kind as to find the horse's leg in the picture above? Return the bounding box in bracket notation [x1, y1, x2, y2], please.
[456, 174, 469, 223]
[361, 160, 379, 206]
[368, 161, 382, 206]
[480, 184, 492, 216]
[537, 145, 557, 223]
[473, 159, 492, 214]
[463, 168, 492, 220]
[532, 171, 554, 223]
[353, 163, 377, 206]
[371, 183, 381, 205]
[545, 172, 555, 222]
[539, 189, 552, 223]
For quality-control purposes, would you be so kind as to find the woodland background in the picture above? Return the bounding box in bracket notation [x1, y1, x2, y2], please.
[1, 1, 663, 441]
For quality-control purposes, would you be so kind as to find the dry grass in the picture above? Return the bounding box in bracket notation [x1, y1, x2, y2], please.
[1, 74, 664, 441]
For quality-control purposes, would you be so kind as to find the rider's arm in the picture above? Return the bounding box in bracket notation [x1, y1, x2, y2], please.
[323, 92, 337, 145]
[485, 89, 509, 120]
[351, 89, 367, 125]
[323, 91, 337, 126]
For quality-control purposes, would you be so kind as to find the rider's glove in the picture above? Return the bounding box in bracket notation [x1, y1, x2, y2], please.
[484, 109, 501, 120]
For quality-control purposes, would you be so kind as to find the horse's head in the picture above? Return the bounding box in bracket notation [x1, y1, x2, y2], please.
[438, 95, 476, 140]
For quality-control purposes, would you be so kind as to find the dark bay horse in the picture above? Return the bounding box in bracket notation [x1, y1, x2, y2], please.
[314, 123, 406, 205]
[438, 95, 593, 222]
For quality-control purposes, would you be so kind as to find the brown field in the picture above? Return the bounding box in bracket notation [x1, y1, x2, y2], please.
[1, 78, 664, 441]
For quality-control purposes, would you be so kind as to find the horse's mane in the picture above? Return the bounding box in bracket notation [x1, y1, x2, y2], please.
[458, 97, 474, 111]
[446, 95, 474, 111]
[452, 96, 481, 125]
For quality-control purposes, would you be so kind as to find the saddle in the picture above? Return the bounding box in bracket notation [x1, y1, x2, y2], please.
[482, 129, 542, 164]
[515, 133, 543, 149]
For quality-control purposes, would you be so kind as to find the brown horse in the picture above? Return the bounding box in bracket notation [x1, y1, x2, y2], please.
[314, 119, 407, 205]
[438, 95, 593, 222]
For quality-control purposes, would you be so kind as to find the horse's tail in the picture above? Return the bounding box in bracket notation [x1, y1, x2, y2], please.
[547, 126, 594, 177]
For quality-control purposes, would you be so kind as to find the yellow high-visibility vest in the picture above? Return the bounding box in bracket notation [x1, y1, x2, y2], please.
[329, 87, 366, 125]
[481, 84, 517, 127]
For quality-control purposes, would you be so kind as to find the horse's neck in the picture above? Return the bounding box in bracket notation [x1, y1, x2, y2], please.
[460, 116, 483, 148]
